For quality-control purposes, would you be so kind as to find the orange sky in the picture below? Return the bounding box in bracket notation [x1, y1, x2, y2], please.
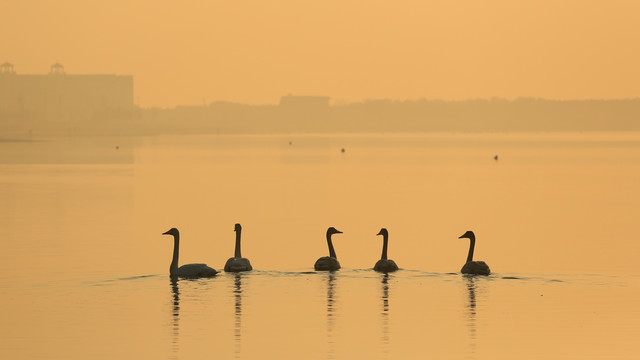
[2, 0, 639, 107]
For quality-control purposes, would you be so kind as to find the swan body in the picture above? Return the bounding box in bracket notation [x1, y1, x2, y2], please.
[225, 257, 252, 272]
[461, 260, 490, 275]
[314, 256, 340, 271]
[314, 227, 343, 271]
[374, 259, 398, 272]
[163, 228, 218, 278]
[224, 223, 253, 272]
[374, 228, 399, 272]
[458, 231, 491, 275]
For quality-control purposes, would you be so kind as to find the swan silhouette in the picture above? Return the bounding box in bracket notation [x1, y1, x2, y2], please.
[314, 227, 343, 271]
[162, 228, 218, 278]
[224, 223, 253, 272]
[458, 231, 491, 275]
[374, 228, 399, 272]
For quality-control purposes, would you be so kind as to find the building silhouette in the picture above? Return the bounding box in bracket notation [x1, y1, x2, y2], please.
[0, 62, 133, 123]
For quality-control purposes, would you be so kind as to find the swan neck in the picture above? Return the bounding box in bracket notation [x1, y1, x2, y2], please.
[381, 234, 389, 260]
[171, 233, 180, 274]
[327, 233, 337, 259]
[466, 235, 475, 263]
[234, 229, 242, 258]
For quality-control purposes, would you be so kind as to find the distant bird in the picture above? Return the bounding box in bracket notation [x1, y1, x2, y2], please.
[341, 148, 345, 153]
[224, 223, 253, 272]
[162, 228, 218, 278]
[374, 228, 398, 273]
[494, 155, 498, 161]
[314, 227, 343, 271]
[457, 231, 491, 275]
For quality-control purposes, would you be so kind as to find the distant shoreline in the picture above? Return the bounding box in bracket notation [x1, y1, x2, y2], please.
[2, 97, 639, 136]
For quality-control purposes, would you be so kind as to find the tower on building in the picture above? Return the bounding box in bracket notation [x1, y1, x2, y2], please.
[1, 62, 16, 75]
[49, 62, 65, 75]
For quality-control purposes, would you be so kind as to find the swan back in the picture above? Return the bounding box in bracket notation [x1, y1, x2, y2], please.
[461, 261, 491, 275]
[174, 263, 219, 278]
[225, 257, 253, 272]
[315, 256, 341, 271]
[374, 259, 398, 273]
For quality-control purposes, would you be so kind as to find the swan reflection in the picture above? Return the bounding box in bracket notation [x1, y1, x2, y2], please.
[380, 273, 390, 352]
[464, 276, 478, 356]
[326, 272, 337, 359]
[169, 278, 180, 358]
[233, 273, 244, 359]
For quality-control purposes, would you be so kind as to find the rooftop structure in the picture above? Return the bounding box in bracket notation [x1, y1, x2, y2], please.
[49, 62, 66, 75]
[1, 62, 15, 75]
[0, 63, 134, 122]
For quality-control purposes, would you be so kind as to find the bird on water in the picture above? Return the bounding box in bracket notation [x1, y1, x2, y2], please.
[458, 230, 491, 275]
[224, 223, 253, 272]
[374, 228, 399, 273]
[162, 228, 218, 278]
[314, 227, 343, 271]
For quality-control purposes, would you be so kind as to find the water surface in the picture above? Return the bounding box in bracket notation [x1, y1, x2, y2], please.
[1, 132, 638, 359]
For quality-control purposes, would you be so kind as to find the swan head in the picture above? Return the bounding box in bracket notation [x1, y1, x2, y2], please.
[163, 228, 179, 237]
[458, 230, 475, 239]
[377, 228, 388, 237]
[234, 223, 242, 232]
[327, 227, 343, 236]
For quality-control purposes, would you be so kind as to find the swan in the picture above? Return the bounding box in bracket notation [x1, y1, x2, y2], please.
[162, 228, 219, 278]
[458, 230, 491, 275]
[314, 227, 343, 271]
[374, 228, 399, 272]
[224, 223, 253, 272]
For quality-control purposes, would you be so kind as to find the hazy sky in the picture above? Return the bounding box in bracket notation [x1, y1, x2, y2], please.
[2, 1, 639, 107]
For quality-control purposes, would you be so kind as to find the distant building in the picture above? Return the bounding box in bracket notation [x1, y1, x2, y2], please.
[0, 63, 133, 122]
[1, 62, 16, 75]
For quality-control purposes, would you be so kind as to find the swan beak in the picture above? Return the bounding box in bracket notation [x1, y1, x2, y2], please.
[335, 229, 343, 234]
[377, 230, 383, 236]
[458, 234, 466, 239]
[162, 230, 171, 235]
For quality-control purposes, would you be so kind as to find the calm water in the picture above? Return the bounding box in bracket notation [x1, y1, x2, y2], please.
[1, 132, 639, 359]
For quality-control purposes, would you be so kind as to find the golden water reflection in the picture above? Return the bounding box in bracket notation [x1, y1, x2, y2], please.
[464, 276, 478, 357]
[233, 273, 243, 359]
[170, 278, 180, 359]
[380, 273, 390, 355]
[326, 272, 337, 359]
[2, 133, 639, 360]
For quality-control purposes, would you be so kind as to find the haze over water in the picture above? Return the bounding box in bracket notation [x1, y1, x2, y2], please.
[1, 133, 638, 359]
[2, 1, 640, 358]
[3, 1, 640, 106]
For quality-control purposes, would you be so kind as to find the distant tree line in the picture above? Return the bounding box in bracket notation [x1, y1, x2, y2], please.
[141, 98, 640, 134]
